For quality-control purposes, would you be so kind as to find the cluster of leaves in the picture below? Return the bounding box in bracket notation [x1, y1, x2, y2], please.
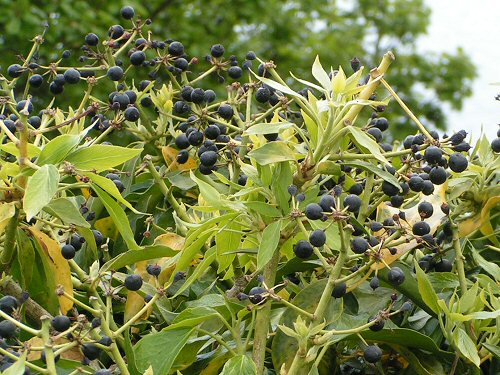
[0, 5, 498, 375]
[0, 0, 477, 139]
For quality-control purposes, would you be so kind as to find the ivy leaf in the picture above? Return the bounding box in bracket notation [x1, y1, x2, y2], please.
[84, 171, 145, 214]
[100, 245, 177, 273]
[415, 262, 441, 315]
[23, 164, 60, 220]
[28, 227, 74, 314]
[342, 160, 400, 190]
[257, 220, 281, 272]
[312, 55, 331, 92]
[244, 122, 294, 135]
[65, 145, 142, 172]
[248, 141, 296, 165]
[347, 126, 389, 165]
[220, 355, 257, 375]
[454, 327, 480, 367]
[93, 185, 140, 250]
[37, 134, 80, 166]
[134, 327, 194, 374]
[43, 198, 90, 228]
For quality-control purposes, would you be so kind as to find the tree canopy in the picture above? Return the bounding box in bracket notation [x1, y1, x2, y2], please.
[0, 0, 476, 138]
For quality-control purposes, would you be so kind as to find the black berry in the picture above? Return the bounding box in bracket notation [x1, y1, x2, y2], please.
[364, 345, 382, 363]
[332, 282, 347, 298]
[387, 267, 405, 286]
[107, 66, 124, 81]
[52, 315, 71, 332]
[351, 237, 369, 254]
[210, 44, 225, 58]
[293, 240, 313, 259]
[305, 203, 323, 220]
[82, 343, 101, 360]
[413, 221, 430, 236]
[417, 201, 433, 219]
[120, 5, 135, 19]
[309, 229, 326, 247]
[61, 244, 76, 259]
[343, 194, 362, 212]
[124, 274, 143, 291]
[448, 153, 468, 173]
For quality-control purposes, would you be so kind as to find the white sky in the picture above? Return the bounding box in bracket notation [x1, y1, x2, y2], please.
[420, 0, 500, 141]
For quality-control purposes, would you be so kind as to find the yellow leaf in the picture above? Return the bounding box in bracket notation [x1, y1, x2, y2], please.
[162, 146, 197, 171]
[0, 202, 15, 235]
[27, 227, 73, 314]
[95, 216, 119, 241]
[459, 196, 500, 244]
[154, 232, 185, 250]
[372, 185, 447, 270]
[27, 336, 83, 361]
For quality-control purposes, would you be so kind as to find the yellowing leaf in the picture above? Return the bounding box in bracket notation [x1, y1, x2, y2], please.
[27, 227, 73, 314]
[458, 196, 500, 244]
[372, 185, 447, 270]
[162, 146, 197, 171]
[95, 216, 119, 241]
[154, 232, 185, 250]
[0, 202, 15, 235]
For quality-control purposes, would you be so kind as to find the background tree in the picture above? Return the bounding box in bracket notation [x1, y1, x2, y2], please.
[0, 0, 476, 138]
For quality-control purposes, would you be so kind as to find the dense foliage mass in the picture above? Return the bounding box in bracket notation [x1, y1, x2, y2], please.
[0, 0, 477, 139]
[0, 5, 498, 375]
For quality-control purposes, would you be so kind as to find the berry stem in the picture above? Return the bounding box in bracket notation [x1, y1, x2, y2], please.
[113, 293, 160, 337]
[0, 308, 40, 336]
[40, 316, 57, 375]
[252, 249, 280, 374]
[380, 78, 435, 142]
[0, 346, 47, 373]
[0, 208, 19, 272]
[288, 221, 351, 374]
[451, 222, 468, 296]
[196, 328, 237, 356]
[113, 30, 138, 58]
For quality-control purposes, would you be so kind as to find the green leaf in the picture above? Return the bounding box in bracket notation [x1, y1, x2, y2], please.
[84, 171, 145, 214]
[43, 198, 90, 228]
[317, 161, 341, 176]
[93, 185, 140, 250]
[251, 73, 302, 99]
[454, 327, 480, 367]
[190, 171, 243, 211]
[415, 261, 440, 315]
[3, 351, 27, 375]
[37, 134, 80, 165]
[220, 355, 257, 375]
[134, 327, 194, 374]
[100, 245, 177, 273]
[0, 142, 40, 158]
[347, 126, 389, 165]
[360, 329, 453, 356]
[16, 229, 35, 286]
[172, 246, 216, 297]
[168, 306, 219, 329]
[471, 250, 500, 282]
[244, 201, 282, 217]
[244, 122, 293, 135]
[247, 141, 296, 165]
[65, 145, 142, 172]
[23, 164, 60, 220]
[312, 55, 331, 92]
[342, 160, 400, 190]
[257, 220, 281, 272]
[483, 343, 500, 359]
[216, 220, 241, 273]
[124, 329, 141, 375]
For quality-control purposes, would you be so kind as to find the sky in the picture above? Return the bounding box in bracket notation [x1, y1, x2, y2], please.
[420, 0, 500, 141]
